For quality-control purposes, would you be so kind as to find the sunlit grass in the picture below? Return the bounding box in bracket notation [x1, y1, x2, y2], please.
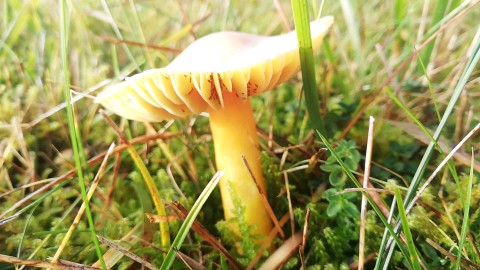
[1, 0, 480, 269]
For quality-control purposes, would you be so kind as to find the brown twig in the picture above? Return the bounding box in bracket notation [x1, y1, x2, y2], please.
[299, 208, 311, 269]
[99, 35, 181, 54]
[106, 150, 122, 208]
[242, 155, 285, 239]
[349, 253, 377, 270]
[167, 202, 243, 270]
[426, 238, 479, 270]
[355, 168, 391, 218]
[97, 235, 159, 270]
[146, 214, 179, 223]
[175, 249, 207, 270]
[284, 171, 295, 236]
[0, 254, 100, 270]
[176, 0, 197, 40]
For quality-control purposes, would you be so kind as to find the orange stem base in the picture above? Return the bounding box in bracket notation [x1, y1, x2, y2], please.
[208, 92, 273, 239]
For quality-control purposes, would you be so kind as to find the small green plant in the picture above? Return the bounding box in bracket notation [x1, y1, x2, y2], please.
[319, 140, 362, 219]
[322, 188, 359, 218]
[321, 140, 361, 187]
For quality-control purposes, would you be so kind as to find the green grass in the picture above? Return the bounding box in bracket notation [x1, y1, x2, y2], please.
[394, 187, 420, 269]
[59, 0, 105, 267]
[161, 171, 222, 270]
[291, 0, 326, 136]
[1, 0, 480, 269]
[456, 151, 475, 269]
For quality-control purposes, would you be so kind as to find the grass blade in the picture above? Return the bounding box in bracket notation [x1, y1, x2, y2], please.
[0, 1, 31, 57]
[339, 0, 363, 73]
[127, 0, 154, 67]
[291, 0, 327, 136]
[385, 88, 461, 202]
[100, 0, 140, 71]
[393, 0, 406, 26]
[59, 0, 105, 268]
[416, 53, 441, 121]
[126, 144, 171, 248]
[394, 188, 421, 270]
[16, 203, 39, 259]
[101, 112, 172, 250]
[160, 171, 223, 270]
[415, 0, 449, 72]
[51, 144, 115, 262]
[422, 0, 476, 41]
[378, 25, 480, 267]
[455, 149, 475, 269]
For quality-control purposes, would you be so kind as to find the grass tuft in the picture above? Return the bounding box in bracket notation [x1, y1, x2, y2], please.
[59, 0, 105, 268]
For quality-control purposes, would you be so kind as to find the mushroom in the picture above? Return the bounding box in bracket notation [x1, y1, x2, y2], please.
[96, 17, 333, 243]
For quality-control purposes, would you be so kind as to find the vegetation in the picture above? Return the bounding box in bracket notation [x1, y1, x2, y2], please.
[1, 0, 479, 269]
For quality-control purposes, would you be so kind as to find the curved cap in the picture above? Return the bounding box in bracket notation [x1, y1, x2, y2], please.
[96, 16, 334, 122]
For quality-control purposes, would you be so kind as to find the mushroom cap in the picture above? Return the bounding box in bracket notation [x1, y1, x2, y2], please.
[96, 17, 333, 122]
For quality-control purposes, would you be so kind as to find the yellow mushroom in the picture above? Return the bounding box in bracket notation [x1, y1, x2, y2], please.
[97, 17, 333, 243]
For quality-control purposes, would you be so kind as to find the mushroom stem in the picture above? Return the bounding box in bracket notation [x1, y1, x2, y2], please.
[208, 91, 272, 240]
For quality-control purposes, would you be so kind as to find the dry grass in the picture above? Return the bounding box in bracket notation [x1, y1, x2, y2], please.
[1, 0, 480, 269]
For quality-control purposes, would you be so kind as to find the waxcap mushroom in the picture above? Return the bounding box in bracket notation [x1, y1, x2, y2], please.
[97, 17, 333, 243]
[96, 16, 333, 120]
